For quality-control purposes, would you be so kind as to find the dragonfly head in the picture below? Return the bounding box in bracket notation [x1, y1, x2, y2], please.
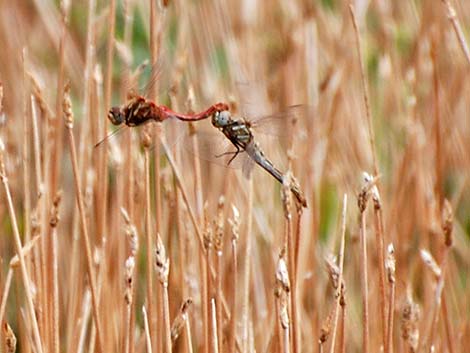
[212, 110, 232, 128]
[108, 106, 125, 125]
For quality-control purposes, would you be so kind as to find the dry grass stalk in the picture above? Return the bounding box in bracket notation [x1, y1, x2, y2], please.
[203, 205, 213, 353]
[241, 178, 254, 353]
[121, 207, 139, 353]
[50, 0, 71, 195]
[62, 83, 102, 352]
[155, 233, 171, 353]
[228, 205, 240, 353]
[441, 0, 470, 66]
[214, 196, 225, 353]
[281, 171, 299, 353]
[329, 195, 348, 353]
[276, 251, 291, 353]
[141, 124, 157, 353]
[142, 306, 153, 353]
[357, 172, 379, 353]
[401, 292, 420, 353]
[124, 256, 135, 353]
[431, 35, 444, 210]
[171, 298, 193, 344]
[49, 191, 62, 353]
[440, 200, 455, 353]
[371, 175, 387, 347]
[0, 236, 40, 326]
[2, 322, 17, 353]
[348, 4, 379, 176]
[0, 139, 44, 353]
[211, 298, 219, 353]
[384, 244, 396, 353]
[319, 305, 335, 350]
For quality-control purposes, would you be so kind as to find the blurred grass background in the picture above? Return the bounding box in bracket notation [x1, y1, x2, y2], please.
[0, 0, 469, 353]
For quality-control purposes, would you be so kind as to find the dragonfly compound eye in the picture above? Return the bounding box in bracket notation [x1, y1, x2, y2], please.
[218, 110, 231, 126]
[108, 107, 124, 125]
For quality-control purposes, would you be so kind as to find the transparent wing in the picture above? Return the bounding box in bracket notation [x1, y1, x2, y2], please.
[174, 124, 251, 169]
[250, 104, 314, 137]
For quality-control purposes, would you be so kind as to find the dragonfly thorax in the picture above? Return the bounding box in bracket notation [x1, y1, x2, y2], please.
[212, 110, 232, 128]
[108, 106, 125, 126]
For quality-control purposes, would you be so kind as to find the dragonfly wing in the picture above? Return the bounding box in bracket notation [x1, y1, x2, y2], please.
[241, 155, 256, 179]
[250, 104, 314, 137]
[176, 126, 248, 169]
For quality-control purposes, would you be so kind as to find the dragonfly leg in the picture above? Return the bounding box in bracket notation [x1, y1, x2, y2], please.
[227, 148, 241, 165]
[214, 146, 241, 165]
[215, 150, 238, 158]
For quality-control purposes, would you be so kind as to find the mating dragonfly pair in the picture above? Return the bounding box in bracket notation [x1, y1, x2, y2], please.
[107, 93, 307, 208]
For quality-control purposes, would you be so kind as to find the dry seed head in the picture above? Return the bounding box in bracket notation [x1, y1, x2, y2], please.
[442, 199, 453, 247]
[10, 236, 40, 268]
[228, 204, 240, 243]
[29, 73, 53, 119]
[385, 243, 396, 284]
[319, 306, 336, 344]
[0, 137, 5, 178]
[279, 299, 290, 329]
[2, 322, 16, 353]
[124, 256, 135, 305]
[203, 204, 213, 250]
[62, 82, 73, 129]
[155, 233, 170, 285]
[325, 253, 340, 290]
[214, 196, 225, 253]
[339, 282, 346, 307]
[49, 190, 62, 228]
[401, 292, 420, 353]
[121, 207, 139, 256]
[358, 172, 374, 212]
[171, 298, 193, 343]
[420, 249, 441, 279]
[276, 251, 290, 293]
[281, 170, 293, 218]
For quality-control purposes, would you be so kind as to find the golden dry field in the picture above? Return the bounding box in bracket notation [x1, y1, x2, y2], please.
[0, 1, 469, 353]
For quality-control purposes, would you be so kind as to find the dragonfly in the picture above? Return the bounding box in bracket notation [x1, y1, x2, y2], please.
[206, 107, 308, 208]
[95, 93, 229, 147]
[95, 56, 230, 147]
[107, 93, 229, 127]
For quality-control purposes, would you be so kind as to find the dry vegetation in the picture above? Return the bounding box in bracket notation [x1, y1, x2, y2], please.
[0, 1, 469, 353]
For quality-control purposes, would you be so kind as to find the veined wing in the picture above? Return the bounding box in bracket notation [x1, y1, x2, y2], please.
[175, 123, 252, 170]
[249, 104, 314, 138]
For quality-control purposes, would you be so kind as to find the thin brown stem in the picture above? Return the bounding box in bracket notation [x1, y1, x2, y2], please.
[144, 147, 154, 353]
[373, 202, 387, 348]
[329, 195, 348, 353]
[349, 4, 379, 177]
[143, 306, 153, 353]
[229, 237, 238, 353]
[0, 144, 44, 353]
[211, 299, 219, 353]
[63, 86, 103, 352]
[359, 210, 369, 353]
[442, 0, 470, 66]
[386, 282, 395, 353]
[242, 179, 254, 353]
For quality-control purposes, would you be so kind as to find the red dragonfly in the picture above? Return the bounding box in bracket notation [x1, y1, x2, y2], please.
[95, 58, 230, 147]
[107, 93, 229, 127]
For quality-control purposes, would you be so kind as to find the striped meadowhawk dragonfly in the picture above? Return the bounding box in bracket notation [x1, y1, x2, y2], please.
[180, 104, 310, 208]
[95, 57, 230, 147]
